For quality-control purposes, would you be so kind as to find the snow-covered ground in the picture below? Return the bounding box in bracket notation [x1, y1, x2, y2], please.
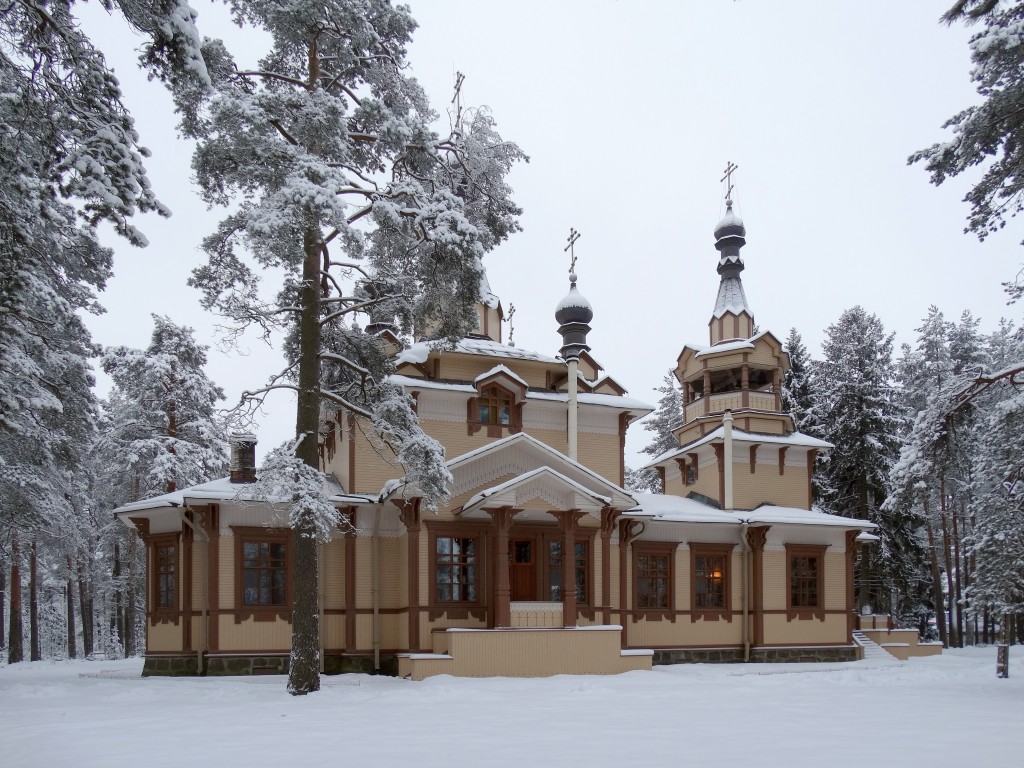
[1, 648, 1020, 767]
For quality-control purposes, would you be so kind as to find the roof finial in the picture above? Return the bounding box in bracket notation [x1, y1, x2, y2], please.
[564, 227, 581, 283]
[721, 161, 739, 207]
[505, 302, 517, 347]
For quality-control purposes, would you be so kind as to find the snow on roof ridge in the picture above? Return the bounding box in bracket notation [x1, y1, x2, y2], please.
[475, 363, 527, 388]
[641, 426, 833, 469]
[625, 493, 876, 529]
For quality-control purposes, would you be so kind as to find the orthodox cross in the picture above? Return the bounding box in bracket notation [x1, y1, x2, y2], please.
[721, 161, 738, 203]
[505, 303, 517, 347]
[564, 227, 581, 277]
[452, 71, 465, 106]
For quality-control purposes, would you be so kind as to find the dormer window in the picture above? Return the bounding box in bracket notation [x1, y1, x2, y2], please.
[478, 385, 512, 426]
[468, 365, 527, 437]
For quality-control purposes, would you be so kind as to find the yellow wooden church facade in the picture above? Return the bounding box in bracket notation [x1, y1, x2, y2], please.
[116, 202, 881, 678]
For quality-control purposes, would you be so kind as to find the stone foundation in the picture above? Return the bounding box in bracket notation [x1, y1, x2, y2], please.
[142, 653, 398, 677]
[653, 645, 859, 665]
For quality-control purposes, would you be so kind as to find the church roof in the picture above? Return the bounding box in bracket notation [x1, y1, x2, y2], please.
[712, 275, 751, 318]
[626, 492, 877, 530]
[395, 337, 562, 367]
[642, 425, 832, 469]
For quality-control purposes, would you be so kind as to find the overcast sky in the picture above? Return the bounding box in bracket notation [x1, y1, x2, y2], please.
[78, 1, 1023, 471]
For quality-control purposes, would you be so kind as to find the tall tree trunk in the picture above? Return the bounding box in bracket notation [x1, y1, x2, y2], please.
[951, 509, 964, 647]
[8, 535, 24, 663]
[924, 509, 948, 647]
[77, 561, 93, 657]
[0, 557, 6, 652]
[66, 555, 76, 659]
[288, 223, 324, 695]
[939, 478, 958, 647]
[29, 539, 40, 661]
[112, 540, 123, 654]
[125, 533, 136, 658]
[166, 399, 177, 493]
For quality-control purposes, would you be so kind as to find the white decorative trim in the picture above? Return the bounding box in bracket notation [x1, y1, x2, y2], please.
[452, 455, 530, 496]
[417, 392, 467, 424]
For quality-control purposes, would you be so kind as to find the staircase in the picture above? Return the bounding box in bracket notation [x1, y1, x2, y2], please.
[855, 615, 943, 661]
[852, 631, 897, 663]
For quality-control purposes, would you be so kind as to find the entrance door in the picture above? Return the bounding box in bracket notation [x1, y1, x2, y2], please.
[510, 539, 537, 600]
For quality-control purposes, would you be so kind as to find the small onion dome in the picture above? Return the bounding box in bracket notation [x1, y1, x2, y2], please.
[713, 200, 746, 242]
[555, 279, 594, 326]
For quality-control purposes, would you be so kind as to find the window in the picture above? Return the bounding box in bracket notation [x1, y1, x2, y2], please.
[155, 543, 177, 609]
[242, 541, 287, 606]
[233, 527, 291, 621]
[548, 540, 587, 603]
[690, 544, 734, 620]
[477, 385, 511, 426]
[786, 544, 827, 620]
[791, 555, 819, 608]
[435, 535, 480, 602]
[694, 553, 726, 609]
[635, 545, 674, 611]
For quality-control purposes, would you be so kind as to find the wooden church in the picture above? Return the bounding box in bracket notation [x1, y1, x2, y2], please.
[116, 194, 883, 678]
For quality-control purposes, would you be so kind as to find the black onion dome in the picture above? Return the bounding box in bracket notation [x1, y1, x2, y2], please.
[555, 282, 594, 326]
[713, 200, 746, 242]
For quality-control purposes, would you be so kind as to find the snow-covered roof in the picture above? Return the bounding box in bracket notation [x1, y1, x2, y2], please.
[474, 364, 527, 389]
[626, 493, 876, 530]
[461, 466, 611, 516]
[712, 276, 750, 319]
[643, 425, 833, 468]
[715, 207, 744, 233]
[113, 475, 376, 516]
[390, 374, 654, 415]
[442, 432, 637, 509]
[395, 338, 562, 367]
[479, 272, 500, 309]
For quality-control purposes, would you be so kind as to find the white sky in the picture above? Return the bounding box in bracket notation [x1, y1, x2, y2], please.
[78, 1, 1023, 472]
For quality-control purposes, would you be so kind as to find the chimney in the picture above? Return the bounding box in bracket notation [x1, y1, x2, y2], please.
[229, 432, 258, 483]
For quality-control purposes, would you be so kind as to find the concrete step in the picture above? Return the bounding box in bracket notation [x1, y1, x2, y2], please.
[852, 631, 899, 662]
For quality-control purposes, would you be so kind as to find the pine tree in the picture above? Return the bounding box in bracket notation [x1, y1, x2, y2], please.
[815, 307, 907, 611]
[177, 0, 524, 694]
[912, 1, 1024, 267]
[782, 328, 817, 433]
[100, 316, 229, 497]
[633, 372, 682, 492]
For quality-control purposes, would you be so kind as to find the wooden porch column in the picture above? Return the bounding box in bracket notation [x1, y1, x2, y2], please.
[556, 510, 585, 627]
[845, 530, 860, 639]
[204, 506, 219, 652]
[600, 508, 621, 625]
[703, 371, 712, 414]
[747, 526, 769, 648]
[343, 509, 357, 652]
[741, 363, 750, 408]
[398, 500, 422, 651]
[618, 519, 644, 647]
[488, 507, 517, 628]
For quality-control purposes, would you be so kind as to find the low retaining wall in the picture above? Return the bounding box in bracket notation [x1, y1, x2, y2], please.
[652, 645, 859, 665]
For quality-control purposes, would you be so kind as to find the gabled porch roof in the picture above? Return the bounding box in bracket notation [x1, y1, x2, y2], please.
[457, 466, 612, 520]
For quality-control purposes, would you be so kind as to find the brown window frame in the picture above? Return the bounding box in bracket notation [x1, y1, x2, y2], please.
[466, 383, 523, 437]
[427, 523, 489, 620]
[633, 543, 675, 617]
[148, 532, 180, 624]
[545, 536, 590, 605]
[232, 527, 292, 623]
[690, 543, 735, 622]
[785, 543, 827, 621]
